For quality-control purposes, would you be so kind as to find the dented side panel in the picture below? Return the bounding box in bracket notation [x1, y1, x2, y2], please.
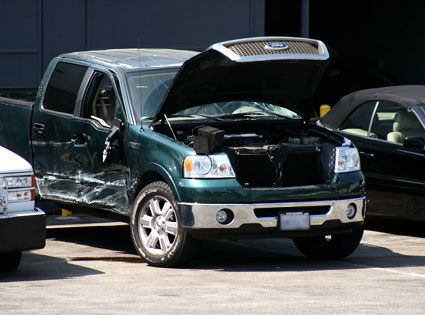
[31, 59, 133, 215]
[36, 170, 129, 215]
[32, 111, 132, 214]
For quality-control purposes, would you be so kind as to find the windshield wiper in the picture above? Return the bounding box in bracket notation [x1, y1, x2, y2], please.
[261, 110, 293, 119]
[215, 111, 291, 120]
[169, 113, 223, 121]
[215, 111, 266, 119]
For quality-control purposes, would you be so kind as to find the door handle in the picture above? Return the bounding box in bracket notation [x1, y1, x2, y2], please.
[71, 133, 88, 146]
[33, 123, 45, 136]
[360, 151, 374, 158]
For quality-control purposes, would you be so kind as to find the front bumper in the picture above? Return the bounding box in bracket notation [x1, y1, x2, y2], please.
[179, 197, 365, 232]
[0, 208, 46, 253]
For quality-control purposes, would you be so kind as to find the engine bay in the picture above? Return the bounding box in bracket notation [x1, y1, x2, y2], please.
[155, 119, 341, 188]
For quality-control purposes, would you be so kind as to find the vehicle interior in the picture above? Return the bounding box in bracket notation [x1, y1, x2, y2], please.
[387, 110, 425, 143]
[83, 73, 116, 128]
[340, 101, 425, 144]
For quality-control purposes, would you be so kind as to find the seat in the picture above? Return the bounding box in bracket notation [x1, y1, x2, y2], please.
[342, 128, 377, 138]
[93, 87, 116, 127]
[387, 110, 425, 143]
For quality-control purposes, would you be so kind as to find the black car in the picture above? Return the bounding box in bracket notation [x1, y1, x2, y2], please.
[320, 85, 425, 222]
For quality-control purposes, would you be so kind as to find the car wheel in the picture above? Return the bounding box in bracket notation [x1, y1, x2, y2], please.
[130, 181, 200, 267]
[0, 251, 22, 271]
[293, 225, 364, 260]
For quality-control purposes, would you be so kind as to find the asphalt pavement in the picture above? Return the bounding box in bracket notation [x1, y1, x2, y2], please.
[0, 214, 424, 315]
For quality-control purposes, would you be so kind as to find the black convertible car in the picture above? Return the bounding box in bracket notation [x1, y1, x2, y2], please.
[320, 85, 425, 222]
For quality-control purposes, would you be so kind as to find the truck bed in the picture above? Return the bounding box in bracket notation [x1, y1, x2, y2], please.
[0, 88, 37, 164]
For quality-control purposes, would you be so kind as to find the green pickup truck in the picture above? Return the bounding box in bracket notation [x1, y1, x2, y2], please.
[0, 37, 365, 266]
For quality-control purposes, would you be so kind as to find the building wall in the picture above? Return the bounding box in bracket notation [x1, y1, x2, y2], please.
[309, 1, 425, 85]
[266, 0, 425, 86]
[0, 0, 265, 88]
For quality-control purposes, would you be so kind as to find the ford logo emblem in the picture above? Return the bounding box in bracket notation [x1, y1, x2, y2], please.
[264, 42, 289, 50]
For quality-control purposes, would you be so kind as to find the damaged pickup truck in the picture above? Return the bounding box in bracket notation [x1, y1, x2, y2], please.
[0, 37, 365, 266]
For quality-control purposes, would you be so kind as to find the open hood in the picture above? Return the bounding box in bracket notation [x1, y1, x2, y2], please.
[152, 37, 329, 123]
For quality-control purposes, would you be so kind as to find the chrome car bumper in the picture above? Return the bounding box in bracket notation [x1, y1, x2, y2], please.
[178, 197, 365, 229]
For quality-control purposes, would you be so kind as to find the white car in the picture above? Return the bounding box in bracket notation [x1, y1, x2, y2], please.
[0, 146, 45, 271]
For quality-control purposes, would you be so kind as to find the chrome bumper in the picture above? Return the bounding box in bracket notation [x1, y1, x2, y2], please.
[178, 197, 365, 229]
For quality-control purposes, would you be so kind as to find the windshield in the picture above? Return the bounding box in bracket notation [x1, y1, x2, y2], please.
[126, 69, 178, 121]
[126, 69, 301, 124]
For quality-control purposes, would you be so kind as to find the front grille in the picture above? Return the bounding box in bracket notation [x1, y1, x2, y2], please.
[226, 40, 319, 58]
[254, 206, 331, 218]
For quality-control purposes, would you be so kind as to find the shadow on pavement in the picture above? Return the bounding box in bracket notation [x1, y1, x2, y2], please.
[46, 224, 136, 255]
[46, 221, 425, 273]
[187, 237, 425, 272]
[0, 252, 104, 282]
[4, 215, 422, 282]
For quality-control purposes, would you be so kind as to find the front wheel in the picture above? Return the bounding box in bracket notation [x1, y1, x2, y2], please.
[293, 226, 364, 260]
[0, 251, 22, 271]
[130, 181, 200, 267]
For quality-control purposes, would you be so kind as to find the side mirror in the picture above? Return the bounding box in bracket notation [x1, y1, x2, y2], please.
[403, 136, 425, 150]
[111, 118, 123, 130]
[107, 118, 123, 141]
[103, 118, 123, 163]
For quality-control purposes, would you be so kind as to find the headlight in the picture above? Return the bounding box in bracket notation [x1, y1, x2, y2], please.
[1, 175, 35, 203]
[4, 175, 33, 188]
[334, 147, 360, 173]
[184, 154, 235, 178]
[5, 176, 34, 188]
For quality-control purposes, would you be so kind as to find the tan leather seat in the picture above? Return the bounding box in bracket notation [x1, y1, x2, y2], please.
[93, 88, 116, 127]
[387, 110, 425, 143]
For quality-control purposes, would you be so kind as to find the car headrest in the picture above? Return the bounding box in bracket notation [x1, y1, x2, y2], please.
[393, 110, 421, 132]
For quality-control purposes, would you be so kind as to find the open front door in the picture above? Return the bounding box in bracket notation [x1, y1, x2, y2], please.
[71, 69, 130, 215]
[32, 61, 129, 214]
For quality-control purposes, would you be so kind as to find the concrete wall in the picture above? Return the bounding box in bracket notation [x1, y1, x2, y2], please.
[0, 0, 265, 88]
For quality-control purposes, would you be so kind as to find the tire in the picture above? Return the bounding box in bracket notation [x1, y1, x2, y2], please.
[130, 181, 200, 267]
[293, 225, 364, 260]
[0, 251, 22, 271]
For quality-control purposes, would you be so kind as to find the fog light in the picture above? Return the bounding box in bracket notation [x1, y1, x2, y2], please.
[216, 210, 228, 224]
[216, 209, 234, 225]
[346, 203, 357, 219]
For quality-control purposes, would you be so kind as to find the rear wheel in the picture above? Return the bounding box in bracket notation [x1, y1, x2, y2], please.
[130, 181, 200, 267]
[293, 226, 364, 260]
[0, 251, 22, 271]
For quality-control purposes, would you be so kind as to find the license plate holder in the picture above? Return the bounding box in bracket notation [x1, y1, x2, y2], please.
[279, 212, 310, 230]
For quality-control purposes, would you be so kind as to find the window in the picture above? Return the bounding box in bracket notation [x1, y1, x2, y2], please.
[341, 100, 425, 143]
[339, 101, 376, 137]
[44, 62, 88, 114]
[83, 72, 117, 127]
[126, 69, 178, 122]
[369, 101, 402, 140]
[382, 104, 425, 143]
